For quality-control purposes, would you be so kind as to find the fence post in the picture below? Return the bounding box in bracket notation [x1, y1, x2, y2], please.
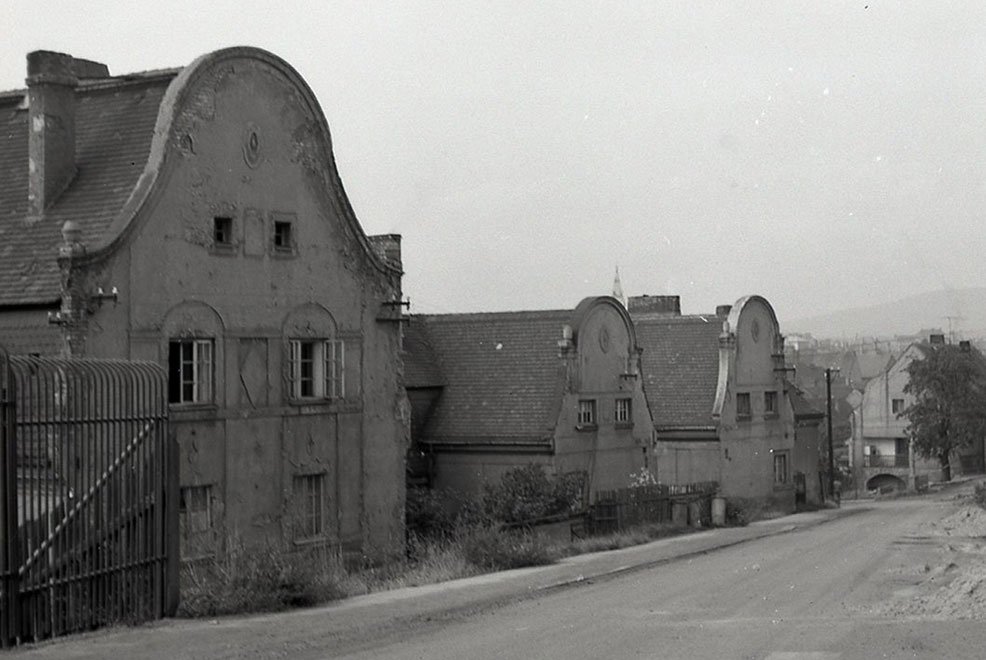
[0, 351, 20, 647]
[163, 426, 180, 616]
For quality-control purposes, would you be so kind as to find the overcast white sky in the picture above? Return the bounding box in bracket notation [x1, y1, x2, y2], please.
[4, 1, 985, 321]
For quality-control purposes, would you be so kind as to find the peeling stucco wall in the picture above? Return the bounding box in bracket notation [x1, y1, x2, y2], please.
[80, 50, 407, 561]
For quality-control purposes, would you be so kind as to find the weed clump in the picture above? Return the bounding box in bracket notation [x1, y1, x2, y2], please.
[461, 526, 556, 570]
[178, 545, 348, 617]
[974, 481, 986, 510]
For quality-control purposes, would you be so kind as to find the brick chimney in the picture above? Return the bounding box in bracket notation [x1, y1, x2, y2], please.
[26, 51, 109, 217]
[627, 294, 680, 316]
[715, 304, 732, 318]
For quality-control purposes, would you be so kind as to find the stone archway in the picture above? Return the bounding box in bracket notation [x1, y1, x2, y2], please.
[866, 473, 906, 493]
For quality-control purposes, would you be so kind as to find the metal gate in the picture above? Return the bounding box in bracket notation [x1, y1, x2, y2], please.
[0, 348, 177, 647]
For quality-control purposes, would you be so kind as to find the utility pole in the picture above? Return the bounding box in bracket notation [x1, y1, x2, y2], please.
[826, 367, 840, 504]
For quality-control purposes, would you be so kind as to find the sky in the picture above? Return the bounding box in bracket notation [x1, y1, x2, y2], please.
[3, 1, 985, 322]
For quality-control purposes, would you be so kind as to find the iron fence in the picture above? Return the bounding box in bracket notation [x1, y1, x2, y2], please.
[0, 349, 177, 647]
[585, 481, 718, 535]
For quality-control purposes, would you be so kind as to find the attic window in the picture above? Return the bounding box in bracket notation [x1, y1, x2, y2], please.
[764, 391, 778, 417]
[273, 221, 293, 251]
[615, 398, 632, 427]
[577, 399, 596, 428]
[213, 217, 233, 247]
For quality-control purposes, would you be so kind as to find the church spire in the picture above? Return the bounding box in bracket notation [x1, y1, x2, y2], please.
[612, 265, 626, 307]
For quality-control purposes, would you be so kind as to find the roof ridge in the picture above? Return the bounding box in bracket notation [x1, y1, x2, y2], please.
[0, 67, 182, 98]
[417, 309, 572, 322]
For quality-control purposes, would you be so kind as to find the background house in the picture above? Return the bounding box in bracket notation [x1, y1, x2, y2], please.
[629, 295, 722, 485]
[405, 296, 651, 500]
[632, 294, 803, 511]
[850, 336, 985, 492]
[0, 48, 409, 562]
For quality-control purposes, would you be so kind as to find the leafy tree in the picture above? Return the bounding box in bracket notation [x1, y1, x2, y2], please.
[901, 344, 986, 481]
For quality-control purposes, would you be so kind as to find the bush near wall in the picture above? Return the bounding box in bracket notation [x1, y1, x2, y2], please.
[481, 464, 585, 524]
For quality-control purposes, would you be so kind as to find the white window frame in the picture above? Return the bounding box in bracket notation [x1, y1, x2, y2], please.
[577, 399, 596, 426]
[615, 398, 632, 424]
[169, 338, 214, 404]
[289, 339, 345, 400]
[773, 451, 789, 485]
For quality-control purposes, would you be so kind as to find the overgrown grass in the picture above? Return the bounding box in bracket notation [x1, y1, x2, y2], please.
[177, 527, 555, 618]
[178, 544, 351, 617]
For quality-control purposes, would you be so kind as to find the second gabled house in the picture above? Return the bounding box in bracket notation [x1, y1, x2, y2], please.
[404, 296, 652, 499]
[631, 294, 811, 511]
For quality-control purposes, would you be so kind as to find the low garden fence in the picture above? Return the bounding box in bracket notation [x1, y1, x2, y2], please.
[580, 481, 719, 537]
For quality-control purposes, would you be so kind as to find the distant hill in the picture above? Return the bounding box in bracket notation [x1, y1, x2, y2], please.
[785, 288, 986, 339]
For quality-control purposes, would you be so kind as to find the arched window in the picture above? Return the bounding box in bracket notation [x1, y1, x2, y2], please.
[282, 304, 344, 402]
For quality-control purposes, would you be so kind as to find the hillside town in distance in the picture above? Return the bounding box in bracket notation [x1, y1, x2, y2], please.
[1, 36, 985, 660]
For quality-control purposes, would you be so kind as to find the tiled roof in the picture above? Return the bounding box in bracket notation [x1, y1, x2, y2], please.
[787, 383, 824, 420]
[856, 350, 895, 380]
[410, 310, 570, 445]
[0, 72, 176, 305]
[634, 313, 722, 429]
[402, 320, 445, 388]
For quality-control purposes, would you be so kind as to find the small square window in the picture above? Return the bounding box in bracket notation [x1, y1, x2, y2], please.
[764, 391, 778, 416]
[615, 398, 632, 424]
[577, 399, 596, 426]
[273, 221, 293, 250]
[293, 473, 325, 541]
[213, 216, 233, 246]
[773, 452, 789, 485]
[892, 398, 905, 415]
[736, 392, 751, 418]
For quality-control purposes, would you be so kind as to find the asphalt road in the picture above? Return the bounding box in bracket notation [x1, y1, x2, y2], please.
[340, 493, 985, 660]
[14, 489, 986, 659]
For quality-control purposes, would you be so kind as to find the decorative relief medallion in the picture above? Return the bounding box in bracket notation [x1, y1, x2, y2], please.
[242, 123, 261, 168]
[751, 318, 761, 343]
[598, 326, 611, 353]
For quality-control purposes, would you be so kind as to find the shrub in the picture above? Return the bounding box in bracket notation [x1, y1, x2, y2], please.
[406, 486, 459, 539]
[974, 482, 986, 510]
[482, 464, 584, 524]
[460, 525, 556, 570]
[178, 544, 349, 617]
[724, 498, 759, 526]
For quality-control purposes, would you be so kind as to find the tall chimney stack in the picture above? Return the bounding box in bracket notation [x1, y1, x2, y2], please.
[26, 51, 109, 217]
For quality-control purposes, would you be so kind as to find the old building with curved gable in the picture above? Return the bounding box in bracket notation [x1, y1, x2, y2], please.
[633, 294, 811, 512]
[0, 48, 409, 561]
[404, 296, 651, 498]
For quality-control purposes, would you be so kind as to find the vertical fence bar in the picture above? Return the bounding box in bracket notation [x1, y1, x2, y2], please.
[0, 350, 18, 648]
